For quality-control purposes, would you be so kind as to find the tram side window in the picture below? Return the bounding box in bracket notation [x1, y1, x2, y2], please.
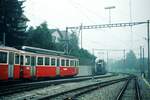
[0, 52, 7, 63]
[76, 61, 77, 67]
[31, 57, 36, 66]
[45, 57, 50, 65]
[76, 61, 79, 67]
[70, 60, 74, 66]
[25, 56, 30, 65]
[51, 58, 55, 66]
[15, 54, 19, 64]
[66, 60, 69, 66]
[61, 59, 65, 66]
[57, 59, 60, 66]
[38, 57, 43, 65]
[75, 61, 76, 67]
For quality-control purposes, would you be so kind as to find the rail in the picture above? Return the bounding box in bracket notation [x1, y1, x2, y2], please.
[0, 74, 116, 96]
[38, 76, 130, 100]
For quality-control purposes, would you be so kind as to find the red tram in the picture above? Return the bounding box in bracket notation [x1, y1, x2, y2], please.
[0, 46, 79, 81]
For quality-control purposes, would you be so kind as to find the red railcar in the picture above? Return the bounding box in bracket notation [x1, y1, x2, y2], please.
[0, 47, 21, 80]
[0, 46, 79, 81]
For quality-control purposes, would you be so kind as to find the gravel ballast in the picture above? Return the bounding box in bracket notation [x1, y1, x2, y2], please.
[76, 81, 125, 100]
[0, 75, 128, 100]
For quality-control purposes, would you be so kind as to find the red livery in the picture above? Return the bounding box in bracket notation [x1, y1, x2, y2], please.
[0, 46, 79, 81]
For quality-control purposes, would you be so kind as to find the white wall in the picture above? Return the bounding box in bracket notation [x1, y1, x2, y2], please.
[78, 65, 92, 76]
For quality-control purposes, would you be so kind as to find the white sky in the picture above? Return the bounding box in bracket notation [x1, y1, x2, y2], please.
[24, 0, 150, 59]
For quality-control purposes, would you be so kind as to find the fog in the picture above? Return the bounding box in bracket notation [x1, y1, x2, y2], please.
[24, 0, 150, 58]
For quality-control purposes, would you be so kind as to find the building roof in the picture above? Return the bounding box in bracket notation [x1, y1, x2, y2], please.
[50, 29, 63, 38]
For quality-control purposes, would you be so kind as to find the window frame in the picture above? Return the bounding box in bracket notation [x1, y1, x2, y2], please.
[14, 53, 20, 65]
[20, 55, 24, 66]
[51, 57, 56, 66]
[61, 59, 65, 66]
[56, 58, 60, 67]
[45, 57, 50, 66]
[31, 56, 36, 66]
[25, 55, 31, 66]
[77, 60, 79, 67]
[66, 59, 69, 66]
[37, 56, 44, 66]
[70, 60, 74, 67]
[76, 60, 78, 67]
[0, 50, 8, 64]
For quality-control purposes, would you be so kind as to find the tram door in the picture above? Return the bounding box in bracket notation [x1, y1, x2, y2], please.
[20, 55, 24, 78]
[8, 52, 14, 79]
[31, 56, 36, 78]
[56, 58, 60, 76]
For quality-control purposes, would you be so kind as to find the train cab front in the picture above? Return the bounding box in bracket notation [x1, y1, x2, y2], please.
[0, 47, 21, 81]
[0, 51, 8, 81]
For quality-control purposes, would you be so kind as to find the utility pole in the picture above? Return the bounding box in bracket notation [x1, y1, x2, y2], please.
[123, 49, 126, 64]
[140, 46, 142, 74]
[106, 51, 109, 64]
[129, 0, 133, 49]
[147, 20, 150, 79]
[142, 47, 145, 74]
[79, 24, 83, 49]
[3, 32, 5, 46]
[92, 48, 95, 64]
[104, 6, 116, 24]
[65, 27, 69, 54]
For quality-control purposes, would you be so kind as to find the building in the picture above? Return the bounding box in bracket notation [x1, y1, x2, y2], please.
[50, 29, 63, 43]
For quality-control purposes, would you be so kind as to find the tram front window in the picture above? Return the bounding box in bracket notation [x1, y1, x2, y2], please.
[0, 52, 7, 63]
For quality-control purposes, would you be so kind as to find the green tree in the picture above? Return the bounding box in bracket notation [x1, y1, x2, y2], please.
[110, 50, 140, 73]
[54, 31, 79, 53]
[125, 50, 138, 70]
[25, 22, 54, 49]
[77, 49, 95, 65]
[26, 24, 95, 65]
[65, 32, 95, 65]
[0, 0, 28, 46]
[68, 32, 79, 54]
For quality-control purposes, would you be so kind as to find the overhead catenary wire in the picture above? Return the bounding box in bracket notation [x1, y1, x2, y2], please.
[68, 0, 107, 22]
[66, 0, 98, 25]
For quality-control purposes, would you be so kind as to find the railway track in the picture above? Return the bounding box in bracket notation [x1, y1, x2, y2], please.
[37, 76, 131, 100]
[0, 74, 116, 96]
[116, 77, 141, 100]
[0, 73, 116, 86]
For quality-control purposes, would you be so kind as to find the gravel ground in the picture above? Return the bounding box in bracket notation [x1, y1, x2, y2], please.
[76, 81, 125, 100]
[0, 74, 128, 100]
[138, 77, 150, 100]
[121, 79, 135, 100]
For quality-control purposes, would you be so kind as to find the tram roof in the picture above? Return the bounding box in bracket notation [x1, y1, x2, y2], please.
[0, 46, 20, 52]
[22, 46, 78, 59]
[0, 46, 78, 59]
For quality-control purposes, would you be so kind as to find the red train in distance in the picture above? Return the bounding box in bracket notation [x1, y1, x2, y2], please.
[0, 46, 79, 81]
